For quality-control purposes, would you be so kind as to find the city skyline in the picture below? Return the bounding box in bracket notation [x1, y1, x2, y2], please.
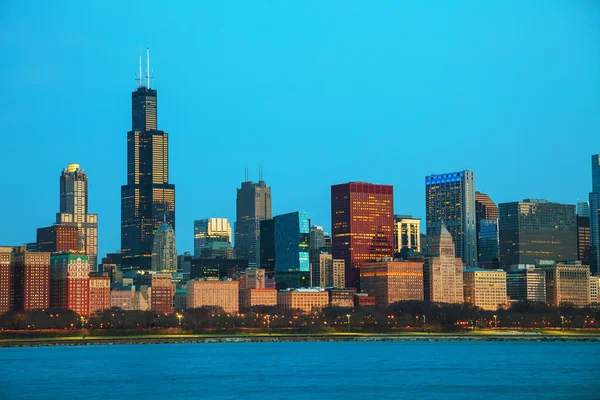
[1, 3, 599, 261]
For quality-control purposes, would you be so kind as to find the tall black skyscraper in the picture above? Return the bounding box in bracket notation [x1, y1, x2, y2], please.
[121, 50, 175, 271]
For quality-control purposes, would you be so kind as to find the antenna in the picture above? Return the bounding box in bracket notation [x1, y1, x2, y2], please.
[146, 47, 150, 88]
[138, 47, 142, 88]
[259, 164, 263, 181]
[244, 166, 248, 181]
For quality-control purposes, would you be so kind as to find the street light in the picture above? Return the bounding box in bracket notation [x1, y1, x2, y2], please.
[177, 313, 183, 329]
[561, 315, 565, 330]
[346, 314, 351, 333]
[493, 315, 498, 329]
[266, 315, 271, 335]
[80, 316, 85, 329]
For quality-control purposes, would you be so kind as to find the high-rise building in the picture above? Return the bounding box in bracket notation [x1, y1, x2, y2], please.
[423, 223, 464, 304]
[360, 261, 424, 306]
[55, 164, 98, 269]
[590, 276, 599, 306]
[498, 199, 577, 266]
[425, 171, 477, 268]
[187, 279, 239, 313]
[50, 253, 91, 317]
[10, 247, 50, 311]
[0, 247, 11, 314]
[235, 180, 272, 267]
[506, 268, 546, 303]
[394, 215, 421, 253]
[274, 211, 310, 289]
[121, 55, 176, 271]
[463, 268, 507, 311]
[151, 223, 177, 274]
[538, 262, 590, 307]
[315, 253, 345, 288]
[589, 155, 600, 275]
[577, 201, 590, 218]
[36, 225, 80, 255]
[331, 182, 394, 288]
[309, 226, 326, 252]
[89, 273, 111, 316]
[194, 218, 232, 257]
[577, 216, 591, 265]
[474, 192, 499, 264]
[150, 273, 173, 313]
[259, 219, 275, 276]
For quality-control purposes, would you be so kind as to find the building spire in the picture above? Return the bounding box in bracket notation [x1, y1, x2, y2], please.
[138, 47, 143, 88]
[146, 47, 150, 88]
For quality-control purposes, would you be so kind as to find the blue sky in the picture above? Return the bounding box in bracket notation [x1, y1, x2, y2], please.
[1, 1, 599, 259]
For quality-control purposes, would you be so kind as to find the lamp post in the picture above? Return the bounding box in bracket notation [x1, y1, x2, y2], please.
[80, 316, 85, 330]
[493, 315, 498, 329]
[266, 315, 271, 335]
[346, 314, 351, 333]
[561, 315, 565, 330]
[177, 313, 183, 330]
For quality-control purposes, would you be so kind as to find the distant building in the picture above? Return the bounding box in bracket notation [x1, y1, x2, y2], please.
[259, 219, 275, 276]
[239, 288, 277, 311]
[506, 267, 546, 303]
[273, 211, 311, 289]
[110, 284, 134, 310]
[239, 268, 266, 289]
[187, 279, 239, 313]
[498, 199, 577, 266]
[150, 273, 173, 313]
[50, 253, 91, 317]
[577, 216, 591, 265]
[331, 182, 394, 288]
[394, 215, 421, 253]
[327, 288, 355, 308]
[589, 276, 599, 306]
[425, 171, 477, 268]
[174, 289, 187, 312]
[423, 224, 464, 304]
[235, 180, 272, 267]
[0, 248, 11, 314]
[10, 247, 51, 311]
[102, 264, 123, 284]
[36, 225, 80, 255]
[277, 288, 329, 313]
[194, 218, 232, 257]
[463, 269, 507, 311]
[151, 223, 177, 275]
[354, 293, 376, 307]
[190, 258, 248, 281]
[89, 273, 111, 316]
[360, 261, 424, 306]
[311, 253, 344, 289]
[538, 262, 590, 307]
[577, 201, 590, 218]
[590, 155, 600, 274]
[200, 242, 235, 259]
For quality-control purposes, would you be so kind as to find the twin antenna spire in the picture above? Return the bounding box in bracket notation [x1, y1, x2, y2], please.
[244, 165, 264, 182]
[137, 47, 152, 89]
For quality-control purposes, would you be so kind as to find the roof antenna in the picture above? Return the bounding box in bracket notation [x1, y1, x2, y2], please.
[138, 46, 143, 88]
[259, 164, 263, 181]
[244, 166, 248, 181]
[146, 47, 150, 89]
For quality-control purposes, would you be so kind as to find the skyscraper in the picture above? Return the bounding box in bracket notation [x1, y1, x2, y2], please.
[331, 182, 394, 289]
[498, 199, 577, 266]
[10, 247, 51, 311]
[121, 51, 175, 271]
[589, 155, 600, 275]
[475, 191, 499, 264]
[151, 223, 177, 275]
[577, 216, 591, 265]
[577, 200, 590, 218]
[235, 180, 272, 266]
[55, 164, 98, 269]
[425, 171, 477, 268]
[274, 211, 310, 289]
[194, 218, 232, 257]
[394, 215, 421, 253]
[50, 253, 90, 317]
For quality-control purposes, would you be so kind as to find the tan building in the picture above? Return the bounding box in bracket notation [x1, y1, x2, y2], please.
[132, 287, 150, 311]
[318, 254, 346, 288]
[239, 288, 277, 311]
[187, 279, 239, 313]
[463, 269, 507, 311]
[360, 261, 424, 306]
[590, 276, 599, 306]
[394, 216, 421, 253]
[110, 285, 134, 310]
[89, 274, 111, 316]
[239, 268, 266, 289]
[423, 224, 463, 304]
[277, 289, 329, 313]
[539, 262, 590, 307]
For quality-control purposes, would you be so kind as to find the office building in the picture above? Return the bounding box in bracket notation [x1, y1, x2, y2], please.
[463, 269, 507, 311]
[425, 171, 477, 268]
[151, 223, 177, 274]
[327, 288, 355, 308]
[423, 224, 464, 304]
[52, 164, 99, 269]
[277, 288, 329, 313]
[354, 293, 376, 307]
[394, 215, 421, 253]
[10, 247, 50, 311]
[190, 258, 249, 280]
[239, 268, 266, 289]
[36, 225, 80, 255]
[577, 201, 590, 218]
[331, 182, 394, 288]
[274, 211, 310, 289]
[200, 242, 235, 259]
[588, 276, 598, 306]
[506, 268, 546, 303]
[235, 180, 272, 267]
[0, 248, 11, 314]
[577, 216, 591, 265]
[50, 253, 91, 317]
[150, 273, 173, 313]
[194, 218, 232, 257]
[591, 156, 600, 274]
[259, 219, 275, 276]
[89, 273, 111, 316]
[538, 262, 590, 307]
[121, 54, 176, 271]
[360, 261, 424, 306]
[239, 288, 277, 311]
[474, 191, 499, 264]
[309, 226, 326, 252]
[174, 289, 187, 311]
[187, 279, 239, 313]
[498, 199, 577, 266]
[110, 284, 134, 310]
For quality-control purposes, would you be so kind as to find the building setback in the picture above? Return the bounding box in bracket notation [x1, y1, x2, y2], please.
[463, 269, 507, 311]
[235, 180, 272, 267]
[538, 262, 590, 308]
[11, 247, 50, 311]
[506, 268, 546, 303]
[423, 224, 464, 304]
[187, 279, 239, 313]
[425, 171, 477, 268]
[331, 182, 394, 289]
[121, 62, 176, 271]
[498, 199, 577, 266]
[360, 261, 424, 307]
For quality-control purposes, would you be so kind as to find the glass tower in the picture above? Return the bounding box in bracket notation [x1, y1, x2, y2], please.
[589, 155, 600, 274]
[273, 211, 310, 289]
[151, 223, 177, 275]
[121, 62, 176, 271]
[235, 180, 272, 267]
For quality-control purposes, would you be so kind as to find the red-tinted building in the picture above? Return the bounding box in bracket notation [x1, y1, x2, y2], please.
[11, 247, 51, 311]
[89, 273, 111, 316]
[37, 225, 80, 254]
[331, 182, 394, 288]
[0, 247, 11, 314]
[353, 293, 376, 307]
[50, 253, 90, 317]
[150, 273, 173, 313]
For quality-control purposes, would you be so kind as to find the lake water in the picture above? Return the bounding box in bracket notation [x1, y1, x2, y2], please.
[0, 341, 598, 399]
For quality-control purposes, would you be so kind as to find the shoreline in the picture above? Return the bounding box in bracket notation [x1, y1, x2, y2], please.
[2, 333, 600, 347]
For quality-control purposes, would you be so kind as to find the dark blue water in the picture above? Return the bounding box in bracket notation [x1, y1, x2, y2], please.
[0, 341, 597, 399]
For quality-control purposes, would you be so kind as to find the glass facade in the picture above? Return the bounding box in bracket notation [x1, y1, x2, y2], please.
[506, 268, 546, 303]
[151, 223, 177, 274]
[425, 171, 477, 268]
[194, 218, 232, 257]
[274, 211, 310, 289]
[235, 181, 272, 267]
[478, 219, 499, 263]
